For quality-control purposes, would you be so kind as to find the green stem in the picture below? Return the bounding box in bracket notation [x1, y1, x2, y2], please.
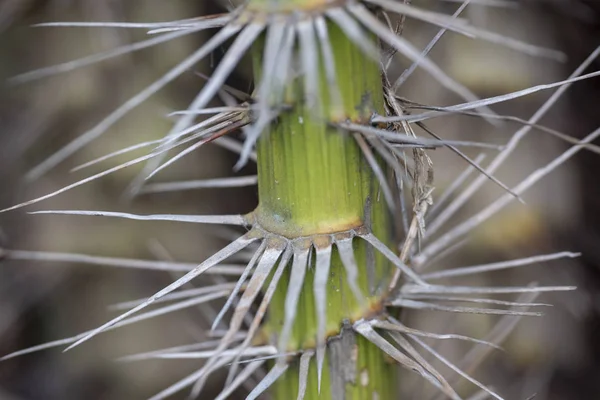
[251, 7, 398, 399]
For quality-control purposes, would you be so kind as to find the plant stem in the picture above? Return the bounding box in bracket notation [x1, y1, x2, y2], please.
[251, 8, 398, 399]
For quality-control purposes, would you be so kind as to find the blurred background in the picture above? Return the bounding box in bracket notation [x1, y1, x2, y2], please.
[0, 0, 599, 399]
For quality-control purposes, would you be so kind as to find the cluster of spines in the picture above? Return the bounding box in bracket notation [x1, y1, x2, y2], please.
[1, 0, 599, 399]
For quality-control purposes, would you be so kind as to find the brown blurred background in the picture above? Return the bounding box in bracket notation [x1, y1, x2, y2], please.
[0, 1, 599, 399]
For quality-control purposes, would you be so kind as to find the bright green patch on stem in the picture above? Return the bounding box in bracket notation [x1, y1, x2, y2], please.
[255, 24, 383, 237]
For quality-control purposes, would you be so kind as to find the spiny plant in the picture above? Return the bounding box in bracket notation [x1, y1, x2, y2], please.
[2, 0, 600, 399]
